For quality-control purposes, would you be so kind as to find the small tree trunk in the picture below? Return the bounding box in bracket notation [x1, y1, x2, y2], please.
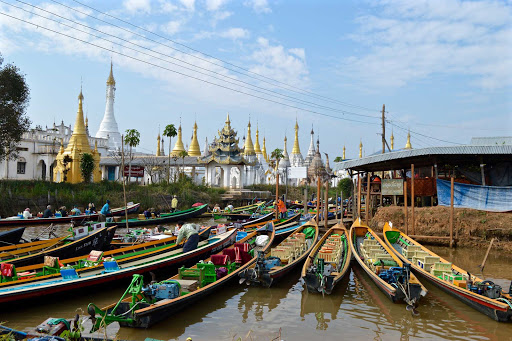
[128, 145, 132, 184]
[168, 138, 171, 184]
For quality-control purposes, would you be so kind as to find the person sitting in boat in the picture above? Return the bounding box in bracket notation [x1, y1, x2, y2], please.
[70, 206, 81, 216]
[99, 200, 111, 222]
[171, 195, 178, 213]
[153, 207, 161, 217]
[144, 208, 152, 219]
[89, 202, 96, 213]
[225, 203, 234, 212]
[172, 221, 184, 236]
[60, 206, 68, 217]
[22, 208, 32, 219]
[43, 205, 53, 218]
[176, 223, 199, 253]
[212, 203, 221, 213]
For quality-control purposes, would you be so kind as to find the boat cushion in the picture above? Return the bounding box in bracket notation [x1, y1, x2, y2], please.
[234, 243, 250, 252]
[87, 250, 103, 262]
[222, 248, 236, 262]
[0, 263, 14, 277]
[211, 254, 229, 266]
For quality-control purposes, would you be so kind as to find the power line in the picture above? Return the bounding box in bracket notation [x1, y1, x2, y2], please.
[60, 0, 380, 113]
[389, 121, 464, 145]
[0, 11, 381, 126]
[10, 0, 380, 120]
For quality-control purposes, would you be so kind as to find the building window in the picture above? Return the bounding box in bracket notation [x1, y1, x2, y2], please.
[17, 162, 26, 174]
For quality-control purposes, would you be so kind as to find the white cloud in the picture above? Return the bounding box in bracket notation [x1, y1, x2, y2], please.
[161, 20, 182, 35]
[219, 27, 250, 40]
[205, 0, 229, 11]
[123, 0, 151, 14]
[249, 37, 309, 88]
[213, 10, 233, 22]
[244, 0, 271, 14]
[159, 0, 178, 13]
[179, 0, 195, 11]
[343, 0, 512, 89]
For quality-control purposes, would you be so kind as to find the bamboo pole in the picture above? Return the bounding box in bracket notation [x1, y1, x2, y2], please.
[479, 238, 495, 270]
[324, 181, 329, 229]
[450, 176, 455, 248]
[411, 164, 415, 235]
[404, 180, 408, 235]
[121, 134, 129, 233]
[275, 166, 279, 220]
[316, 177, 321, 225]
[357, 174, 361, 219]
[304, 185, 308, 217]
[365, 173, 370, 224]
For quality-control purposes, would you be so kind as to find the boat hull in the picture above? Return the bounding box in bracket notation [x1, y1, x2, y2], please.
[0, 227, 25, 245]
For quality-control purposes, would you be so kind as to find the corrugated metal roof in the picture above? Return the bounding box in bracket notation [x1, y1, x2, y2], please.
[470, 136, 512, 145]
[333, 145, 512, 171]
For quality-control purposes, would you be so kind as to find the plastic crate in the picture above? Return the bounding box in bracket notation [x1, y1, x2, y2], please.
[432, 262, 452, 271]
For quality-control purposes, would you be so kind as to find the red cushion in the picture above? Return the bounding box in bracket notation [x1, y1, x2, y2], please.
[211, 254, 228, 266]
[222, 248, 236, 262]
[233, 243, 250, 252]
[1, 263, 13, 277]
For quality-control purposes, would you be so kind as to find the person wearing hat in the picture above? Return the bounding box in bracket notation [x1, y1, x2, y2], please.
[43, 205, 53, 218]
[22, 208, 32, 219]
[99, 200, 111, 222]
[171, 195, 178, 213]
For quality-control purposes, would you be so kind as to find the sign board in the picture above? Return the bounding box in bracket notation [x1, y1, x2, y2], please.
[287, 167, 307, 179]
[124, 165, 144, 178]
[382, 179, 404, 195]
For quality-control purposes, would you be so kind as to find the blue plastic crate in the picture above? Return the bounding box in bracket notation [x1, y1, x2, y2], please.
[60, 268, 79, 280]
[103, 261, 120, 272]
[236, 231, 248, 242]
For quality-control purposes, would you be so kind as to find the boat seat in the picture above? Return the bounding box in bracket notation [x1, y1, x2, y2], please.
[197, 263, 216, 286]
[79, 250, 104, 268]
[43, 256, 62, 275]
[234, 243, 251, 265]
[103, 260, 120, 272]
[60, 268, 79, 280]
[222, 248, 236, 262]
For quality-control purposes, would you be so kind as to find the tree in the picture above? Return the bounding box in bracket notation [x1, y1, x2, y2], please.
[80, 153, 95, 183]
[270, 148, 284, 219]
[334, 156, 343, 163]
[124, 129, 140, 183]
[337, 177, 353, 198]
[178, 150, 188, 178]
[163, 124, 177, 184]
[62, 155, 72, 182]
[0, 53, 31, 161]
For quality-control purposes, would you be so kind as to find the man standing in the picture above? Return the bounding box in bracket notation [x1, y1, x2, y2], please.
[43, 205, 53, 218]
[99, 200, 111, 222]
[171, 195, 178, 213]
[176, 223, 199, 253]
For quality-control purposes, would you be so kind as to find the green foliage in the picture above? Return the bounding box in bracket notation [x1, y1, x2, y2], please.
[163, 124, 177, 139]
[79, 153, 95, 183]
[0, 53, 31, 161]
[124, 129, 140, 148]
[337, 177, 353, 198]
[334, 156, 343, 162]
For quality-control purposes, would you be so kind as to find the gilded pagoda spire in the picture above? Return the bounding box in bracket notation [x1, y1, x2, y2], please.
[262, 136, 268, 162]
[254, 123, 262, 154]
[343, 145, 346, 160]
[188, 121, 201, 156]
[107, 60, 115, 86]
[390, 131, 395, 150]
[283, 135, 289, 159]
[156, 131, 161, 156]
[171, 123, 186, 156]
[359, 140, 363, 158]
[292, 119, 301, 155]
[244, 120, 255, 156]
[405, 130, 412, 149]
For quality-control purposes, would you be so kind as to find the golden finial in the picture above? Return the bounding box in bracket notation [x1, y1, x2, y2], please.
[405, 130, 412, 149]
[390, 131, 394, 150]
[244, 120, 255, 156]
[188, 121, 201, 156]
[262, 136, 268, 162]
[59, 138, 64, 154]
[171, 124, 186, 156]
[94, 140, 98, 152]
[156, 132, 161, 156]
[107, 60, 115, 86]
[292, 118, 301, 155]
[254, 123, 262, 154]
[359, 140, 363, 158]
[343, 145, 346, 160]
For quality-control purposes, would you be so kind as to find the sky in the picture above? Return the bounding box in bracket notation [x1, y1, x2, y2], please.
[0, 0, 511, 159]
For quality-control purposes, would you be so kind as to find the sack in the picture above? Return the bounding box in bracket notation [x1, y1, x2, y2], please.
[302, 227, 316, 239]
[255, 235, 269, 246]
[216, 267, 228, 279]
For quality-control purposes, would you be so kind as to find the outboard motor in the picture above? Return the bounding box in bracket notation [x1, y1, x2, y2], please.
[141, 280, 181, 302]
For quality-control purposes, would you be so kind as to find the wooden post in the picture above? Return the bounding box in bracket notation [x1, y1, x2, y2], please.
[431, 166, 435, 207]
[324, 181, 329, 229]
[411, 163, 415, 235]
[339, 190, 343, 224]
[304, 185, 308, 217]
[121, 135, 129, 233]
[365, 172, 371, 224]
[479, 238, 495, 270]
[316, 177, 321, 225]
[404, 180, 408, 235]
[357, 174, 361, 219]
[450, 176, 455, 248]
[275, 167, 279, 219]
[480, 163, 486, 186]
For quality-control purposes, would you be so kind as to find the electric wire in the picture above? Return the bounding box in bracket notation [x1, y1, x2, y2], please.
[0, 10, 381, 126]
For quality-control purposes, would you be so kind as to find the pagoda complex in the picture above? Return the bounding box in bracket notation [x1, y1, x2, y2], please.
[53, 90, 101, 183]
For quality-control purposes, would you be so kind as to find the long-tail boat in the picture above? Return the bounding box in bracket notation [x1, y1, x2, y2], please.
[240, 220, 319, 287]
[5, 226, 117, 267]
[211, 202, 267, 220]
[0, 227, 26, 246]
[101, 204, 208, 228]
[0, 203, 140, 227]
[0, 229, 237, 304]
[109, 225, 212, 248]
[383, 222, 512, 322]
[302, 223, 352, 294]
[348, 219, 427, 310]
[0, 236, 68, 263]
[88, 226, 274, 330]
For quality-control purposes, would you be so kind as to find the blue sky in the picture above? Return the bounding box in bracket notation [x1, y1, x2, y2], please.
[0, 0, 511, 159]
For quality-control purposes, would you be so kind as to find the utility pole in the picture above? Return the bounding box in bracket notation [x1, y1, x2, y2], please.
[382, 104, 386, 154]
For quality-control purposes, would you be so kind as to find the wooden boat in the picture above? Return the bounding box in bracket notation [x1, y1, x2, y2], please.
[0, 203, 140, 227]
[110, 225, 213, 248]
[0, 227, 26, 246]
[0, 229, 237, 304]
[348, 219, 427, 308]
[302, 223, 352, 294]
[6, 225, 117, 267]
[0, 236, 69, 262]
[88, 227, 274, 330]
[243, 212, 301, 231]
[102, 204, 208, 228]
[383, 222, 512, 322]
[240, 220, 319, 287]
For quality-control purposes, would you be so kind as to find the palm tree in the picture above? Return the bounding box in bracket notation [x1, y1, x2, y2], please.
[163, 124, 177, 184]
[270, 148, 284, 219]
[124, 129, 140, 183]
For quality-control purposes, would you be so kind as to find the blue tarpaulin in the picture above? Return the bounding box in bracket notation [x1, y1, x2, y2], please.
[437, 179, 512, 212]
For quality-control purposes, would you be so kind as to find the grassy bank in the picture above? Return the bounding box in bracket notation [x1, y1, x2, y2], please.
[370, 206, 512, 251]
[0, 178, 225, 217]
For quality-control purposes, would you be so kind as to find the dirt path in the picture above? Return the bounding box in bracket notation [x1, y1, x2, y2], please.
[370, 206, 512, 251]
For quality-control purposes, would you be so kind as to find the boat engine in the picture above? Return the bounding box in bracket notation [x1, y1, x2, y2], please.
[142, 280, 181, 302]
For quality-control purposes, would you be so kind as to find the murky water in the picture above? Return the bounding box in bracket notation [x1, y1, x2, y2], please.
[1, 225, 512, 340]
